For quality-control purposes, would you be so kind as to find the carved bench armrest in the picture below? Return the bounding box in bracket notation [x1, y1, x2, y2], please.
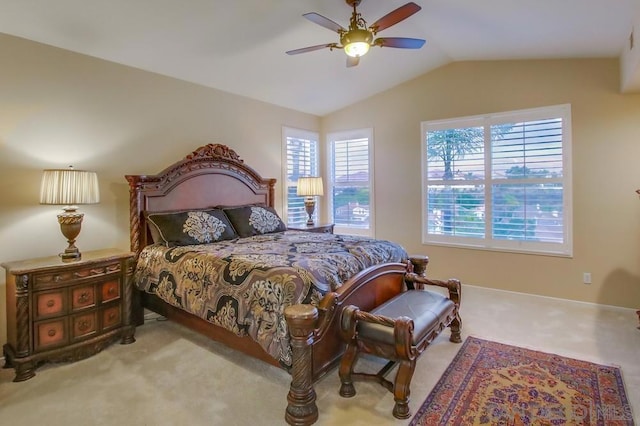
[355, 309, 398, 328]
[341, 305, 398, 340]
[404, 274, 461, 307]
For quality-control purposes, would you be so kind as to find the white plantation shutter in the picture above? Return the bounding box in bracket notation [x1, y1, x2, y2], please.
[283, 127, 319, 227]
[425, 122, 486, 239]
[328, 129, 374, 236]
[422, 105, 572, 256]
[491, 117, 564, 243]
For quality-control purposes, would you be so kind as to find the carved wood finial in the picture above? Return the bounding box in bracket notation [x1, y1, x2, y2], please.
[185, 144, 243, 163]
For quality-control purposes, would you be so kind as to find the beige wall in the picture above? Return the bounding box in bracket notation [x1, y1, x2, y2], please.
[0, 34, 319, 347]
[322, 58, 640, 309]
[1, 33, 639, 351]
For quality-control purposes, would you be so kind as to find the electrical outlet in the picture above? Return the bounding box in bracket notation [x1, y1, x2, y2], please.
[583, 272, 592, 284]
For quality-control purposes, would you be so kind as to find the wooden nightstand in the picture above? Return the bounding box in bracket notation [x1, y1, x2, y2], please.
[2, 248, 136, 381]
[289, 223, 335, 234]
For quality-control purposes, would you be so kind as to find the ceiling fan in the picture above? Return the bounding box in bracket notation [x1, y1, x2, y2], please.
[286, 0, 426, 67]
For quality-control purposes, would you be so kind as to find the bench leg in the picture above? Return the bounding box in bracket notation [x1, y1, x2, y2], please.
[392, 359, 416, 419]
[450, 313, 462, 343]
[338, 342, 359, 398]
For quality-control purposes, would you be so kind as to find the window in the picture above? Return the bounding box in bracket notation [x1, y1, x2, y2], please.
[328, 129, 374, 236]
[283, 127, 319, 227]
[422, 104, 572, 256]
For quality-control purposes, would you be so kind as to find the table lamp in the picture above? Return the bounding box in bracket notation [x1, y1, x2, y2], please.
[40, 167, 100, 262]
[297, 176, 324, 226]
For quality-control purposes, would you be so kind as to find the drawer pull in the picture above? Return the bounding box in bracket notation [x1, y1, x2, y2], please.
[54, 275, 61, 282]
[108, 312, 116, 320]
[108, 287, 116, 295]
[78, 320, 91, 332]
[78, 292, 90, 303]
[47, 329, 56, 337]
[46, 300, 55, 308]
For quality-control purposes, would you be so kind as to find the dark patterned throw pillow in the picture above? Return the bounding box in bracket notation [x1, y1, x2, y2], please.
[146, 209, 238, 246]
[223, 205, 287, 238]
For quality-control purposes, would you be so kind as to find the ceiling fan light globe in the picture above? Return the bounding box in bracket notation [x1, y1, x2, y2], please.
[342, 29, 372, 57]
[344, 41, 370, 57]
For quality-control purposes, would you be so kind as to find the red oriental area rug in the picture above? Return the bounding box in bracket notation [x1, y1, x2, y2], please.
[410, 336, 635, 425]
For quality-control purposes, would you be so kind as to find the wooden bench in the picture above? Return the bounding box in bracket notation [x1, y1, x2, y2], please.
[338, 255, 462, 419]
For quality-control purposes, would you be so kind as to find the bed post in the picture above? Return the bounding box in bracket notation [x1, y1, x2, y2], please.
[126, 176, 143, 258]
[126, 176, 146, 326]
[284, 304, 319, 426]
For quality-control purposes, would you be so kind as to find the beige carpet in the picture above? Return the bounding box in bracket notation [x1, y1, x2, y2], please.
[1, 285, 638, 425]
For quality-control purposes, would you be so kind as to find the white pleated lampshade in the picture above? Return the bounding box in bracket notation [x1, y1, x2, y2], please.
[296, 177, 324, 197]
[40, 168, 100, 205]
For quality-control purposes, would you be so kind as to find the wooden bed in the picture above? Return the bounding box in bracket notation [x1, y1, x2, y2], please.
[126, 144, 411, 425]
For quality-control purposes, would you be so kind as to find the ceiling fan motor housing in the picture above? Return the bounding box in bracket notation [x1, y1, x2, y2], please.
[341, 29, 373, 46]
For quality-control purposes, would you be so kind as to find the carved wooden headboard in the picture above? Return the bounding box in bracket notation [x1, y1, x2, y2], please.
[125, 144, 276, 257]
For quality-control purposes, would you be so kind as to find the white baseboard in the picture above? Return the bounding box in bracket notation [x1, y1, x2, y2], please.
[465, 283, 637, 313]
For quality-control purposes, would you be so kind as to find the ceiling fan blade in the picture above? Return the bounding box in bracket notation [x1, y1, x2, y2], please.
[346, 56, 360, 68]
[303, 12, 346, 33]
[286, 43, 338, 55]
[370, 2, 422, 33]
[374, 37, 426, 49]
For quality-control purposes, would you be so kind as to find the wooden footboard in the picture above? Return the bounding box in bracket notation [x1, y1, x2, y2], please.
[284, 261, 409, 425]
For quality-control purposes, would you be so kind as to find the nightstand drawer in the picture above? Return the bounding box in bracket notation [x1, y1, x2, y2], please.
[72, 312, 98, 340]
[35, 318, 68, 351]
[35, 291, 66, 319]
[102, 305, 122, 330]
[71, 285, 96, 310]
[33, 263, 122, 290]
[34, 270, 78, 288]
[101, 280, 120, 302]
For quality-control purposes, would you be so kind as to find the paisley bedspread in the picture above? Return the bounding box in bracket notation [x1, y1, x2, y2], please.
[133, 230, 408, 367]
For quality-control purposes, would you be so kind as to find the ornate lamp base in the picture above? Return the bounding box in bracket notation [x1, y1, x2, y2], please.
[304, 197, 316, 226]
[60, 248, 81, 262]
[57, 209, 84, 262]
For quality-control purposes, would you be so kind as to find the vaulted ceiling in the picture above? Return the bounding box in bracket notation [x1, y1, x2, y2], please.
[1, 0, 639, 116]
